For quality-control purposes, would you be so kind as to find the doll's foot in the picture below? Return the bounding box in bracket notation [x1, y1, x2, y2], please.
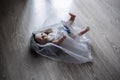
[69, 13, 76, 25]
[86, 26, 90, 31]
[69, 13, 76, 17]
[78, 26, 90, 36]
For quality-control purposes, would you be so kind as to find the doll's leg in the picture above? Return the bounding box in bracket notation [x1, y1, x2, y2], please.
[78, 27, 90, 36]
[61, 13, 76, 27]
[70, 27, 90, 39]
[69, 13, 76, 25]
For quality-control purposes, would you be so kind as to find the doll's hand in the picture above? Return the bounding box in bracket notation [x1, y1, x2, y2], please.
[52, 34, 66, 45]
[62, 33, 66, 39]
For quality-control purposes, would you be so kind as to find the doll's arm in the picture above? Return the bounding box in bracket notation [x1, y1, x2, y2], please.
[52, 35, 66, 45]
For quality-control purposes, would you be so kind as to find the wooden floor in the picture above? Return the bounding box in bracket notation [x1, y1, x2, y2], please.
[0, 0, 120, 80]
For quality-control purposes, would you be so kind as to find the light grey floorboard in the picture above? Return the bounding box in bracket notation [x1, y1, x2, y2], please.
[0, 0, 120, 80]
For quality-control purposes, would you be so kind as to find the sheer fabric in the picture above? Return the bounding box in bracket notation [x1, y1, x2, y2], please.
[30, 21, 93, 64]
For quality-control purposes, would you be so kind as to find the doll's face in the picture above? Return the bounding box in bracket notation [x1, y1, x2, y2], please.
[35, 32, 48, 44]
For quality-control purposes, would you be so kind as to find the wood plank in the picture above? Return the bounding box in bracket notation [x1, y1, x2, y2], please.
[0, 0, 120, 80]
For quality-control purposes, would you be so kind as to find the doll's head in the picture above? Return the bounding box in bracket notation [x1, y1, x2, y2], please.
[35, 28, 53, 44]
[35, 32, 48, 45]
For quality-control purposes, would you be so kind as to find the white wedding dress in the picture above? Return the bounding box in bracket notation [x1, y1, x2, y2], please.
[47, 21, 93, 63]
[34, 21, 93, 63]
